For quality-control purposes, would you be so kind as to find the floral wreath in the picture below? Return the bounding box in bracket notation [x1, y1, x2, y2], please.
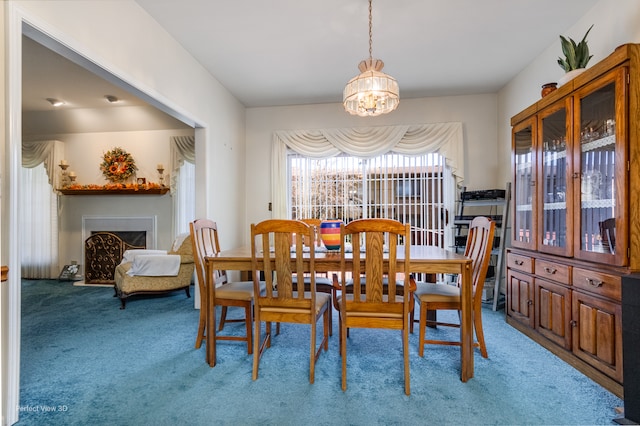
[100, 147, 137, 183]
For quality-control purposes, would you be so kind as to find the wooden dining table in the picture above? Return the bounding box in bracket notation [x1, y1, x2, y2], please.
[204, 244, 475, 382]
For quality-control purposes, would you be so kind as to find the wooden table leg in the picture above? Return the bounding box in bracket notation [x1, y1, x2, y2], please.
[206, 262, 217, 367]
[460, 262, 474, 381]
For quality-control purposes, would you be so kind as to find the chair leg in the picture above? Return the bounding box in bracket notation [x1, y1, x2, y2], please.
[252, 312, 260, 381]
[473, 306, 488, 358]
[341, 318, 347, 392]
[309, 320, 316, 384]
[323, 307, 330, 351]
[245, 303, 253, 355]
[409, 307, 415, 334]
[418, 301, 427, 357]
[403, 325, 410, 395]
[195, 306, 206, 349]
[219, 306, 228, 331]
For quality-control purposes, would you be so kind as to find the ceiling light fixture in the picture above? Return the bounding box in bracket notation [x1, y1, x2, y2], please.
[105, 95, 119, 103]
[343, 0, 399, 117]
[46, 98, 64, 107]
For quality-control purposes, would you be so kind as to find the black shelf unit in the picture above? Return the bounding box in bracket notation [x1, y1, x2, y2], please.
[453, 183, 511, 311]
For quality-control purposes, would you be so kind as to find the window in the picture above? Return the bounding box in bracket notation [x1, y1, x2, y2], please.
[289, 152, 451, 248]
[173, 160, 195, 237]
[20, 163, 58, 278]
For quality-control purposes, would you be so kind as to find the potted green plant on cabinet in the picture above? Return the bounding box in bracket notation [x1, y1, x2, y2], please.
[557, 24, 594, 86]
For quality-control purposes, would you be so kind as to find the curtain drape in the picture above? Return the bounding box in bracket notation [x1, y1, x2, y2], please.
[170, 135, 196, 194]
[271, 122, 464, 219]
[170, 136, 196, 237]
[22, 140, 65, 188]
[21, 140, 64, 278]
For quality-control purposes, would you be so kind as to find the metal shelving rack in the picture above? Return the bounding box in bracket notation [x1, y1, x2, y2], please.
[453, 183, 511, 311]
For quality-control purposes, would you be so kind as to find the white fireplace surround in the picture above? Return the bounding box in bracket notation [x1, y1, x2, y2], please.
[82, 216, 158, 252]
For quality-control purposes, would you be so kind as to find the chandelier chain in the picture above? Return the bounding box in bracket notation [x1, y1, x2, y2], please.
[368, 0, 373, 60]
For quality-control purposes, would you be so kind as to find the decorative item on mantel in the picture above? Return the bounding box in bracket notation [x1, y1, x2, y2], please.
[157, 163, 165, 187]
[556, 24, 594, 87]
[100, 147, 138, 183]
[59, 159, 71, 188]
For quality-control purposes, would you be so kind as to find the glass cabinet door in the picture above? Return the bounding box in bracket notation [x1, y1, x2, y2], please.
[574, 68, 627, 265]
[538, 100, 572, 256]
[512, 118, 536, 250]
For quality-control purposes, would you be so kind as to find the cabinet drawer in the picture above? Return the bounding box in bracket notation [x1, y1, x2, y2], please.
[507, 253, 533, 273]
[572, 267, 621, 301]
[535, 260, 570, 285]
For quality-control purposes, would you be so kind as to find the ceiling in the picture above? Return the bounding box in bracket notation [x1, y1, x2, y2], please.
[22, 0, 600, 133]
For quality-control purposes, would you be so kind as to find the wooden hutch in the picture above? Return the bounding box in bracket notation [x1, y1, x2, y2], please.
[507, 44, 640, 398]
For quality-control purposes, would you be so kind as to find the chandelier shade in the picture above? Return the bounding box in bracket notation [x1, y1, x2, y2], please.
[343, 58, 399, 117]
[343, 0, 399, 117]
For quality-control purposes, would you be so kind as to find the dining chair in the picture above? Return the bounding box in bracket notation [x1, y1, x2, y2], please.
[412, 215, 495, 358]
[334, 218, 414, 395]
[190, 219, 263, 356]
[250, 219, 331, 383]
[599, 218, 616, 254]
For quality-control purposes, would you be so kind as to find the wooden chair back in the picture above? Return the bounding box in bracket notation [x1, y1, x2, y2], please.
[599, 218, 616, 254]
[251, 219, 316, 307]
[190, 219, 226, 301]
[340, 219, 410, 312]
[298, 218, 323, 247]
[462, 216, 496, 305]
[338, 218, 412, 325]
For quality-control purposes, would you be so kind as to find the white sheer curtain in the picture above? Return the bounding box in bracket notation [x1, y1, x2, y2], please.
[21, 140, 65, 278]
[170, 136, 196, 237]
[272, 123, 464, 219]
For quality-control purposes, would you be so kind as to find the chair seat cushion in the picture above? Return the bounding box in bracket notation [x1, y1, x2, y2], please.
[262, 291, 331, 314]
[216, 280, 266, 300]
[414, 282, 461, 303]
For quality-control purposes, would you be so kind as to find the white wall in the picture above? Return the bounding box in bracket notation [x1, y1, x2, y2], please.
[497, 0, 640, 185]
[2, 1, 246, 424]
[245, 94, 499, 236]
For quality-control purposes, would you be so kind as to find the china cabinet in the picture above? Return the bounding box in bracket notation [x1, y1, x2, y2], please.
[507, 44, 640, 398]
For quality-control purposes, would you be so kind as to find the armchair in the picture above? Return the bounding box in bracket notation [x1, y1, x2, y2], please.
[114, 234, 195, 309]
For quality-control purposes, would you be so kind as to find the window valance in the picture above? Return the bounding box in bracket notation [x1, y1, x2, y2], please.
[169, 135, 195, 194]
[271, 122, 464, 218]
[22, 140, 65, 190]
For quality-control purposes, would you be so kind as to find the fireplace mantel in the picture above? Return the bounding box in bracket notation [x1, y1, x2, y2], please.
[59, 188, 169, 195]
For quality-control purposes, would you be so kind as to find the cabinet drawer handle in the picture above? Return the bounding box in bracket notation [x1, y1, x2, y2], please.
[585, 277, 604, 287]
[514, 260, 524, 266]
[544, 267, 557, 274]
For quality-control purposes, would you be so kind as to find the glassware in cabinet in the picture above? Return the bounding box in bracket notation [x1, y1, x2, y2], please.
[573, 68, 627, 265]
[538, 99, 572, 256]
[512, 118, 536, 250]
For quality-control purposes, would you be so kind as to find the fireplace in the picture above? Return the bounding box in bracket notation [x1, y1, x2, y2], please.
[82, 216, 157, 284]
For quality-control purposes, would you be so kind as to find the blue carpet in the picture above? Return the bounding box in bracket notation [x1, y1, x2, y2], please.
[17, 279, 622, 425]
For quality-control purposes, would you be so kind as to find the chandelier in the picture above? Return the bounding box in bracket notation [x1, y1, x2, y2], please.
[343, 0, 399, 117]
